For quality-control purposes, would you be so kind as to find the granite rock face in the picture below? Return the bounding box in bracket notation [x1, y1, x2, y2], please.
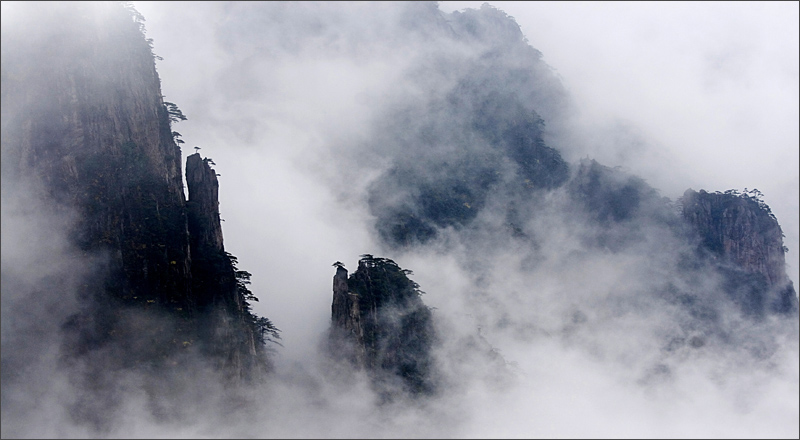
[0, 2, 271, 384]
[1, 2, 192, 308]
[681, 189, 798, 316]
[185, 152, 267, 380]
[330, 264, 367, 367]
[186, 153, 225, 257]
[329, 256, 437, 397]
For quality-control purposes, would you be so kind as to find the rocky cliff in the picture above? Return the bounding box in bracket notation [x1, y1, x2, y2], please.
[1, 2, 192, 309]
[681, 189, 798, 316]
[186, 154, 226, 258]
[185, 152, 271, 380]
[329, 256, 437, 397]
[0, 2, 273, 386]
[330, 264, 367, 367]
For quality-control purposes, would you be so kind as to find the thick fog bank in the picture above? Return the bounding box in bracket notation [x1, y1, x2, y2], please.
[2, 1, 797, 438]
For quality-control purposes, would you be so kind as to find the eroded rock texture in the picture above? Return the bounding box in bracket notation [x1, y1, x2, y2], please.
[329, 256, 437, 397]
[1, 2, 272, 391]
[682, 189, 798, 316]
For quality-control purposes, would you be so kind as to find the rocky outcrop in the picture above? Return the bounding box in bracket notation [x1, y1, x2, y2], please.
[330, 264, 367, 366]
[185, 152, 231, 310]
[681, 189, 798, 316]
[1, 2, 192, 309]
[184, 153, 268, 380]
[186, 153, 225, 256]
[329, 256, 437, 397]
[0, 2, 272, 383]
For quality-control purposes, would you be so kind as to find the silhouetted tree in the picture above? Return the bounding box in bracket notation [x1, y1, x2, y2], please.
[164, 101, 187, 124]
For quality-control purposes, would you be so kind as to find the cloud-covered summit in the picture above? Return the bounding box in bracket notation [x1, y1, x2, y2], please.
[2, 1, 797, 437]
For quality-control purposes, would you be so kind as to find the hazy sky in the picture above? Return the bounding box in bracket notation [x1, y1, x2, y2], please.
[2, 2, 797, 437]
[124, 2, 798, 437]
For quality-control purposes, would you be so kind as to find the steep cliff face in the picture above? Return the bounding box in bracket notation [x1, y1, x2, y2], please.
[2, 2, 191, 309]
[185, 153, 229, 311]
[330, 265, 367, 366]
[681, 189, 798, 316]
[0, 2, 272, 383]
[329, 256, 437, 397]
[185, 152, 268, 380]
[186, 153, 225, 257]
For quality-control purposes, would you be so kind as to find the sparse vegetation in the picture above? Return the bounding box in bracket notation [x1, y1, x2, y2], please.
[226, 253, 282, 348]
[340, 254, 436, 395]
[164, 101, 187, 124]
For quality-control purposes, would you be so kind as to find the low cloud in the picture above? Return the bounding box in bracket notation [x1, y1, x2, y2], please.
[2, 2, 797, 438]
